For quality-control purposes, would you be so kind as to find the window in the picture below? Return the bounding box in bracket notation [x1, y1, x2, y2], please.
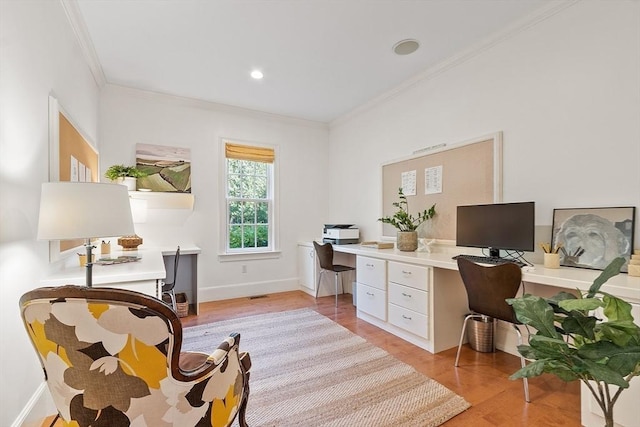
[224, 142, 275, 253]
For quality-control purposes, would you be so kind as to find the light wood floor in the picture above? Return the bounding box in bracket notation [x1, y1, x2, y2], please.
[43, 290, 580, 426]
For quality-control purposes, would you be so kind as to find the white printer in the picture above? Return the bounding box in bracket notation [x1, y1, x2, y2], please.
[322, 224, 360, 245]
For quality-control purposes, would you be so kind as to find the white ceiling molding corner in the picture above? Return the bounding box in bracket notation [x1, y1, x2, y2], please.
[329, 0, 578, 129]
[105, 84, 329, 131]
[61, 0, 106, 87]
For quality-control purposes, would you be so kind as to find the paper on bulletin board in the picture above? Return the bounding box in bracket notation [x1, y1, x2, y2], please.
[425, 165, 443, 194]
[401, 170, 416, 195]
[79, 162, 86, 182]
[70, 156, 79, 182]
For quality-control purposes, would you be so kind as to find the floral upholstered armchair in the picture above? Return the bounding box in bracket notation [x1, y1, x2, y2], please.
[20, 285, 251, 427]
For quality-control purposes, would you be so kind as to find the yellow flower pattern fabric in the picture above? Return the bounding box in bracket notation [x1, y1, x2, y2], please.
[20, 288, 250, 427]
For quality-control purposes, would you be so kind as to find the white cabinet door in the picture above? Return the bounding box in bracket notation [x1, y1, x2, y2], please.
[297, 244, 316, 292]
[388, 261, 429, 291]
[357, 283, 387, 320]
[356, 256, 386, 290]
[388, 303, 429, 338]
[388, 282, 428, 315]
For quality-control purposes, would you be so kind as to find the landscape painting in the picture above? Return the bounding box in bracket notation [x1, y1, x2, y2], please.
[136, 143, 191, 193]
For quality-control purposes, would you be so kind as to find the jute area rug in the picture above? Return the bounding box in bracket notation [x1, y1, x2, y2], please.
[182, 309, 470, 427]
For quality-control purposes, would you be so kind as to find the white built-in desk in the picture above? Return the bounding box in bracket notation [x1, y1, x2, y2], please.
[41, 246, 202, 314]
[333, 245, 640, 302]
[41, 248, 166, 297]
[330, 244, 640, 427]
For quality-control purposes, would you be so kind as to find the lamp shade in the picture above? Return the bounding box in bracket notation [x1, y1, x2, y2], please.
[38, 182, 135, 240]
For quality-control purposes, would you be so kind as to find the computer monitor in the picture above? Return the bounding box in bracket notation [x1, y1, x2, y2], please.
[456, 202, 535, 257]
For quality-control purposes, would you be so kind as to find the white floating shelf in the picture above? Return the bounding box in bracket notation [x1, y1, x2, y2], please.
[129, 191, 194, 210]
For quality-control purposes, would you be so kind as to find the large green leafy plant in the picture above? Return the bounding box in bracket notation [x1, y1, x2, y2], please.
[507, 257, 640, 427]
[378, 188, 436, 231]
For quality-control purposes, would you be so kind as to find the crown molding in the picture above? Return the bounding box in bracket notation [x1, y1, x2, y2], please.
[60, 0, 106, 87]
[330, 0, 579, 128]
[104, 84, 329, 130]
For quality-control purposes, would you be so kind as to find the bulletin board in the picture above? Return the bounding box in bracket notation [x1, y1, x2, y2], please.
[59, 114, 98, 183]
[381, 133, 503, 240]
[48, 95, 99, 259]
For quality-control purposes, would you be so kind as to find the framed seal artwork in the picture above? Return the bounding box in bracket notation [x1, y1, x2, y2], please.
[551, 207, 635, 272]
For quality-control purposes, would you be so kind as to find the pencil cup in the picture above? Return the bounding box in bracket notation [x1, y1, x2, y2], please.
[78, 254, 95, 267]
[544, 253, 560, 269]
[101, 243, 111, 255]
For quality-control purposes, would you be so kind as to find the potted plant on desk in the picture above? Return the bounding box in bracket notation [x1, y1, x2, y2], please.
[507, 257, 640, 427]
[378, 188, 436, 251]
[105, 164, 147, 191]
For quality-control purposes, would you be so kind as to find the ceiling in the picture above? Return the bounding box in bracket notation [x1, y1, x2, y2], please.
[75, 0, 556, 123]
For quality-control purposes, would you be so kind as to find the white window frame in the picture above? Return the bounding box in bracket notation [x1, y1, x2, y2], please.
[219, 139, 280, 261]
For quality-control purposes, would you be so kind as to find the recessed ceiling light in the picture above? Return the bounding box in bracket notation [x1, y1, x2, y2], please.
[251, 70, 264, 79]
[393, 39, 420, 55]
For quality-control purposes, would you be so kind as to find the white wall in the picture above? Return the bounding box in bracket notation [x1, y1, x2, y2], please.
[328, 1, 640, 246]
[98, 86, 330, 300]
[3, 0, 640, 425]
[0, 2, 100, 426]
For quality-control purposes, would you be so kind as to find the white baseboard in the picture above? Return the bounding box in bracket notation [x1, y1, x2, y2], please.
[12, 382, 55, 427]
[198, 278, 299, 302]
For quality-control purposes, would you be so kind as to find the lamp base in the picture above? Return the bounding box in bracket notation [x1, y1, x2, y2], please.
[84, 239, 95, 287]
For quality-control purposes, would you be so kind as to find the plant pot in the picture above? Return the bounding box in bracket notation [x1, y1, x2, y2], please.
[115, 177, 137, 191]
[396, 231, 418, 251]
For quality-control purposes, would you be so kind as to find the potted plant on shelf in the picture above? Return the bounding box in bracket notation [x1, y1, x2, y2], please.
[378, 187, 436, 251]
[507, 257, 640, 427]
[105, 164, 146, 191]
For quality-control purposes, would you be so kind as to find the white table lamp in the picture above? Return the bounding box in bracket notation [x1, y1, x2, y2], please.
[38, 182, 135, 287]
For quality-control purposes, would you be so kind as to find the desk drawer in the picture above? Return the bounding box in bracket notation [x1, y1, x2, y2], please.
[357, 282, 386, 320]
[388, 282, 428, 315]
[388, 262, 429, 291]
[356, 256, 386, 290]
[388, 304, 428, 338]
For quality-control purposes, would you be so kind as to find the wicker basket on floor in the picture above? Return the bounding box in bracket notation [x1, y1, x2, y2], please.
[175, 293, 189, 317]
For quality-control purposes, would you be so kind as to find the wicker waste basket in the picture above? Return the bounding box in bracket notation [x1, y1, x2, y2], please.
[467, 316, 494, 352]
[163, 292, 189, 318]
[175, 293, 189, 318]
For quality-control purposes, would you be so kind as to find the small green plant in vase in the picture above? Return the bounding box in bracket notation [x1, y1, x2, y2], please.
[378, 187, 436, 251]
[105, 164, 147, 191]
[507, 257, 640, 427]
[105, 164, 146, 180]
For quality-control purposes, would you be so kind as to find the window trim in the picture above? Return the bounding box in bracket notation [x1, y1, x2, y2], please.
[219, 138, 279, 258]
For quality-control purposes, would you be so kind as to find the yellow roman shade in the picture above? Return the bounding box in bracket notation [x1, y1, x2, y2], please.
[225, 143, 275, 163]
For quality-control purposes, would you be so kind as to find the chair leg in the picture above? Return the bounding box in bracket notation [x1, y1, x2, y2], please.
[334, 272, 339, 307]
[169, 290, 176, 310]
[513, 324, 531, 402]
[315, 270, 323, 299]
[455, 314, 475, 367]
[492, 316, 497, 353]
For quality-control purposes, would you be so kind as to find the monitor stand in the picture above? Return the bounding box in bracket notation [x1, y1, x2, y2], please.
[488, 247, 500, 258]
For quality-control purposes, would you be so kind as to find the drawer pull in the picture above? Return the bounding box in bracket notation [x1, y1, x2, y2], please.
[401, 292, 412, 298]
[402, 270, 412, 275]
[366, 263, 375, 268]
[402, 315, 412, 320]
[366, 292, 375, 296]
